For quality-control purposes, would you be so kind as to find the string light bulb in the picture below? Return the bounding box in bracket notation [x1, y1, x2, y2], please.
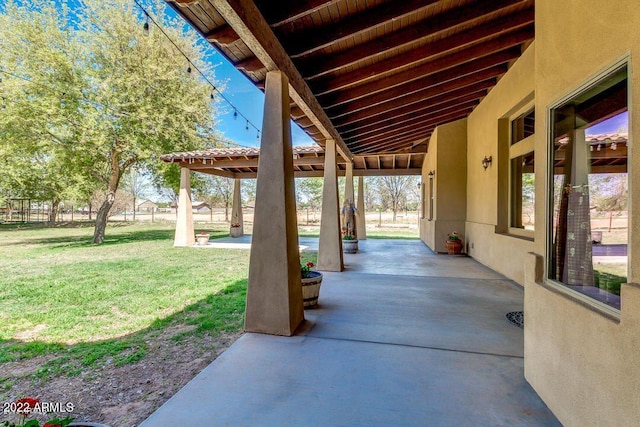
[143, 21, 149, 32]
[245, 120, 249, 131]
[233, 110, 238, 120]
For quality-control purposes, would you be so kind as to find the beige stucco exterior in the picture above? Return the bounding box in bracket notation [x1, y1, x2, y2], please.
[420, 2, 640, 424]
[464, 44, 536, 285]
[419, 119, 467, 253]
[524, 2, 640, 425]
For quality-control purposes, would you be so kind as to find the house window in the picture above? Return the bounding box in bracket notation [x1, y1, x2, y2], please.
[548, 64, 628, 311]
[509, 108, 535, 233]
[428, 173, 434, 221]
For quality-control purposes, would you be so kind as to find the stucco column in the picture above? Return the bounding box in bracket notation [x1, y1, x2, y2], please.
[230, 178, 244, 237]
[318, 139, 344, 271]
[174, 167, 195, 247]
[245, 71, 304, 336]
[356, 175, 367, 240]
[344, 162, 355, 204]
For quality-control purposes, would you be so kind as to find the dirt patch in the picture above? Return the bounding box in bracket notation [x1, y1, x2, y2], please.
[0, 330, 242, 426]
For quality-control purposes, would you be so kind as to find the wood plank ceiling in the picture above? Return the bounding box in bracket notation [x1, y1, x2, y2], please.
[168, 0, 534, 158]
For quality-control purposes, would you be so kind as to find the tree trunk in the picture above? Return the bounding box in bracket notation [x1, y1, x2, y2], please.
[225, 200, 229, 221]
[89, 203, 92, 220]
[93, 194, 114, 243]
[49, 199, 60, 224]
[93, 150, 125, 244]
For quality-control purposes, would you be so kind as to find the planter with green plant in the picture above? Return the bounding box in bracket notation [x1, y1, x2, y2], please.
[342, 234, 358, 254]
[445, 231, 463, 255]
[301, 261, 322, 308]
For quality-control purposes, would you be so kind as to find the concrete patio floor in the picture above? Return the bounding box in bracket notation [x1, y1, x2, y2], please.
[142, 238, 560, 426]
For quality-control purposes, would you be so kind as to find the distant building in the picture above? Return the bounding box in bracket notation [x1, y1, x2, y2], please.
[137, 200, 158, 212]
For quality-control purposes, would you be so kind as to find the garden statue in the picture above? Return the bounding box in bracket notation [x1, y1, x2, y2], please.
[341, 198, 357, 239]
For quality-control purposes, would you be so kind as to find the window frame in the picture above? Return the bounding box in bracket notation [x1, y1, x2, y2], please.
[508, 105, 536, 238]
[544, 58, 630, 318]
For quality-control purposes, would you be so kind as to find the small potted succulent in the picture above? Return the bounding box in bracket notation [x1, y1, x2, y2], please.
[445, 231, 463, 255]
[300, 261, 322, 308]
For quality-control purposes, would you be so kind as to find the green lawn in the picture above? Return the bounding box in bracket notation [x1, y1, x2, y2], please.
[0, 222, 249, 378]
[1, 220, 407, 386]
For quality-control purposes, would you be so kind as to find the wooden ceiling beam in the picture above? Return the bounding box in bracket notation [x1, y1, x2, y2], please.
[211, 0, 353, 160]
[283, 0, 440, 58]
[312, 24, 533, 96]
[236, 56, 265, 72]
[326, 63, 507, 119]
[337, 88, 488, 133]
[353, 131, 435, 154]
[333, 79, 494, 128]
[343, 100, 479, 141]
[320, 48, 521, 109]
[204, 24, 240, 45]
[302, 4, 533, 81]
[348, 108, 473, 147]
[257, 0, 343, 28]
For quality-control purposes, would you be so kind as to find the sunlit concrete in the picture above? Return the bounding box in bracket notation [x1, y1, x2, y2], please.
[143, 239, 559, 427]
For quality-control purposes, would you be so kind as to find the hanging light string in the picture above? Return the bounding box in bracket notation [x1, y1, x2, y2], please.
[132, 0, 261, 140]
[0, 67, 254, 149]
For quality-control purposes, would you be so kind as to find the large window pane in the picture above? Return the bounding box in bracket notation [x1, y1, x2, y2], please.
[549, 65, 628, 310]
[510, 152, 535, 229]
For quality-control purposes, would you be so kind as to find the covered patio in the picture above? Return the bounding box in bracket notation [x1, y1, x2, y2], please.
[142, 238, 559, 426]
[152, 0, 640, 424]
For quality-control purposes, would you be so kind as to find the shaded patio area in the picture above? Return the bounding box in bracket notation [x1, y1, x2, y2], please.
[142, 239, 559, 426]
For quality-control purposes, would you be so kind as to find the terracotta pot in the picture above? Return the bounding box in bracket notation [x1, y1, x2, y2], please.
[445, 239, 463, 255]
[301, 271, 323, 308]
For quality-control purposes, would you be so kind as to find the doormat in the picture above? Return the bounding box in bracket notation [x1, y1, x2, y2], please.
[506, 311, 524, 328]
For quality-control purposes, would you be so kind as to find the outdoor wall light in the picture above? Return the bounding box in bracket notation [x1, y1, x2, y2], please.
[482, 156, 492, 170]
[427, 170, 435, 179]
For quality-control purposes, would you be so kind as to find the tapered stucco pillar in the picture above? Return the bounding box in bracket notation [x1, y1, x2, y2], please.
[230, 178, 244, 237]
[318, 139, 344, 271]
[344, 162, 355, 205]
[174, 167, 195, 247]
[245, 71, 304, 336]
[356, 175, 367, 240]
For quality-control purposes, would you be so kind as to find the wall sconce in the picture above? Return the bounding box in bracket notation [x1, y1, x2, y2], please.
[481, 156, 492, 170]
[427, 170, 435, 179]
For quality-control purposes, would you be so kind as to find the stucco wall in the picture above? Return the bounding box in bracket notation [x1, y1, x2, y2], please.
[420, 120, 467, 253]
[526, 1, 640, 425]
[464, 44, 535, 284]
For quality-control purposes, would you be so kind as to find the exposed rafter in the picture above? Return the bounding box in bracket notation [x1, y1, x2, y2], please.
[209, 0, 353, 160]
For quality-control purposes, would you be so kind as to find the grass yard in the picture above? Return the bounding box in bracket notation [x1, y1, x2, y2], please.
[0, 222, 248, 363]
[0, 222, 251, 425]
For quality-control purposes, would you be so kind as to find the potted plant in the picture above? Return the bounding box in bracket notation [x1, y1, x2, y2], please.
[229, 222, 242, 238]
[342, 234, 358, 254]
[445, 231, 463, 255]
[301, 261, 322, 308]
[195, 231, 210, 246]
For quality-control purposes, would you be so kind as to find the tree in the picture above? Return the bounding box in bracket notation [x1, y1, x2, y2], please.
[0, 0, 220, 242]
[378, 176, 416, 222]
